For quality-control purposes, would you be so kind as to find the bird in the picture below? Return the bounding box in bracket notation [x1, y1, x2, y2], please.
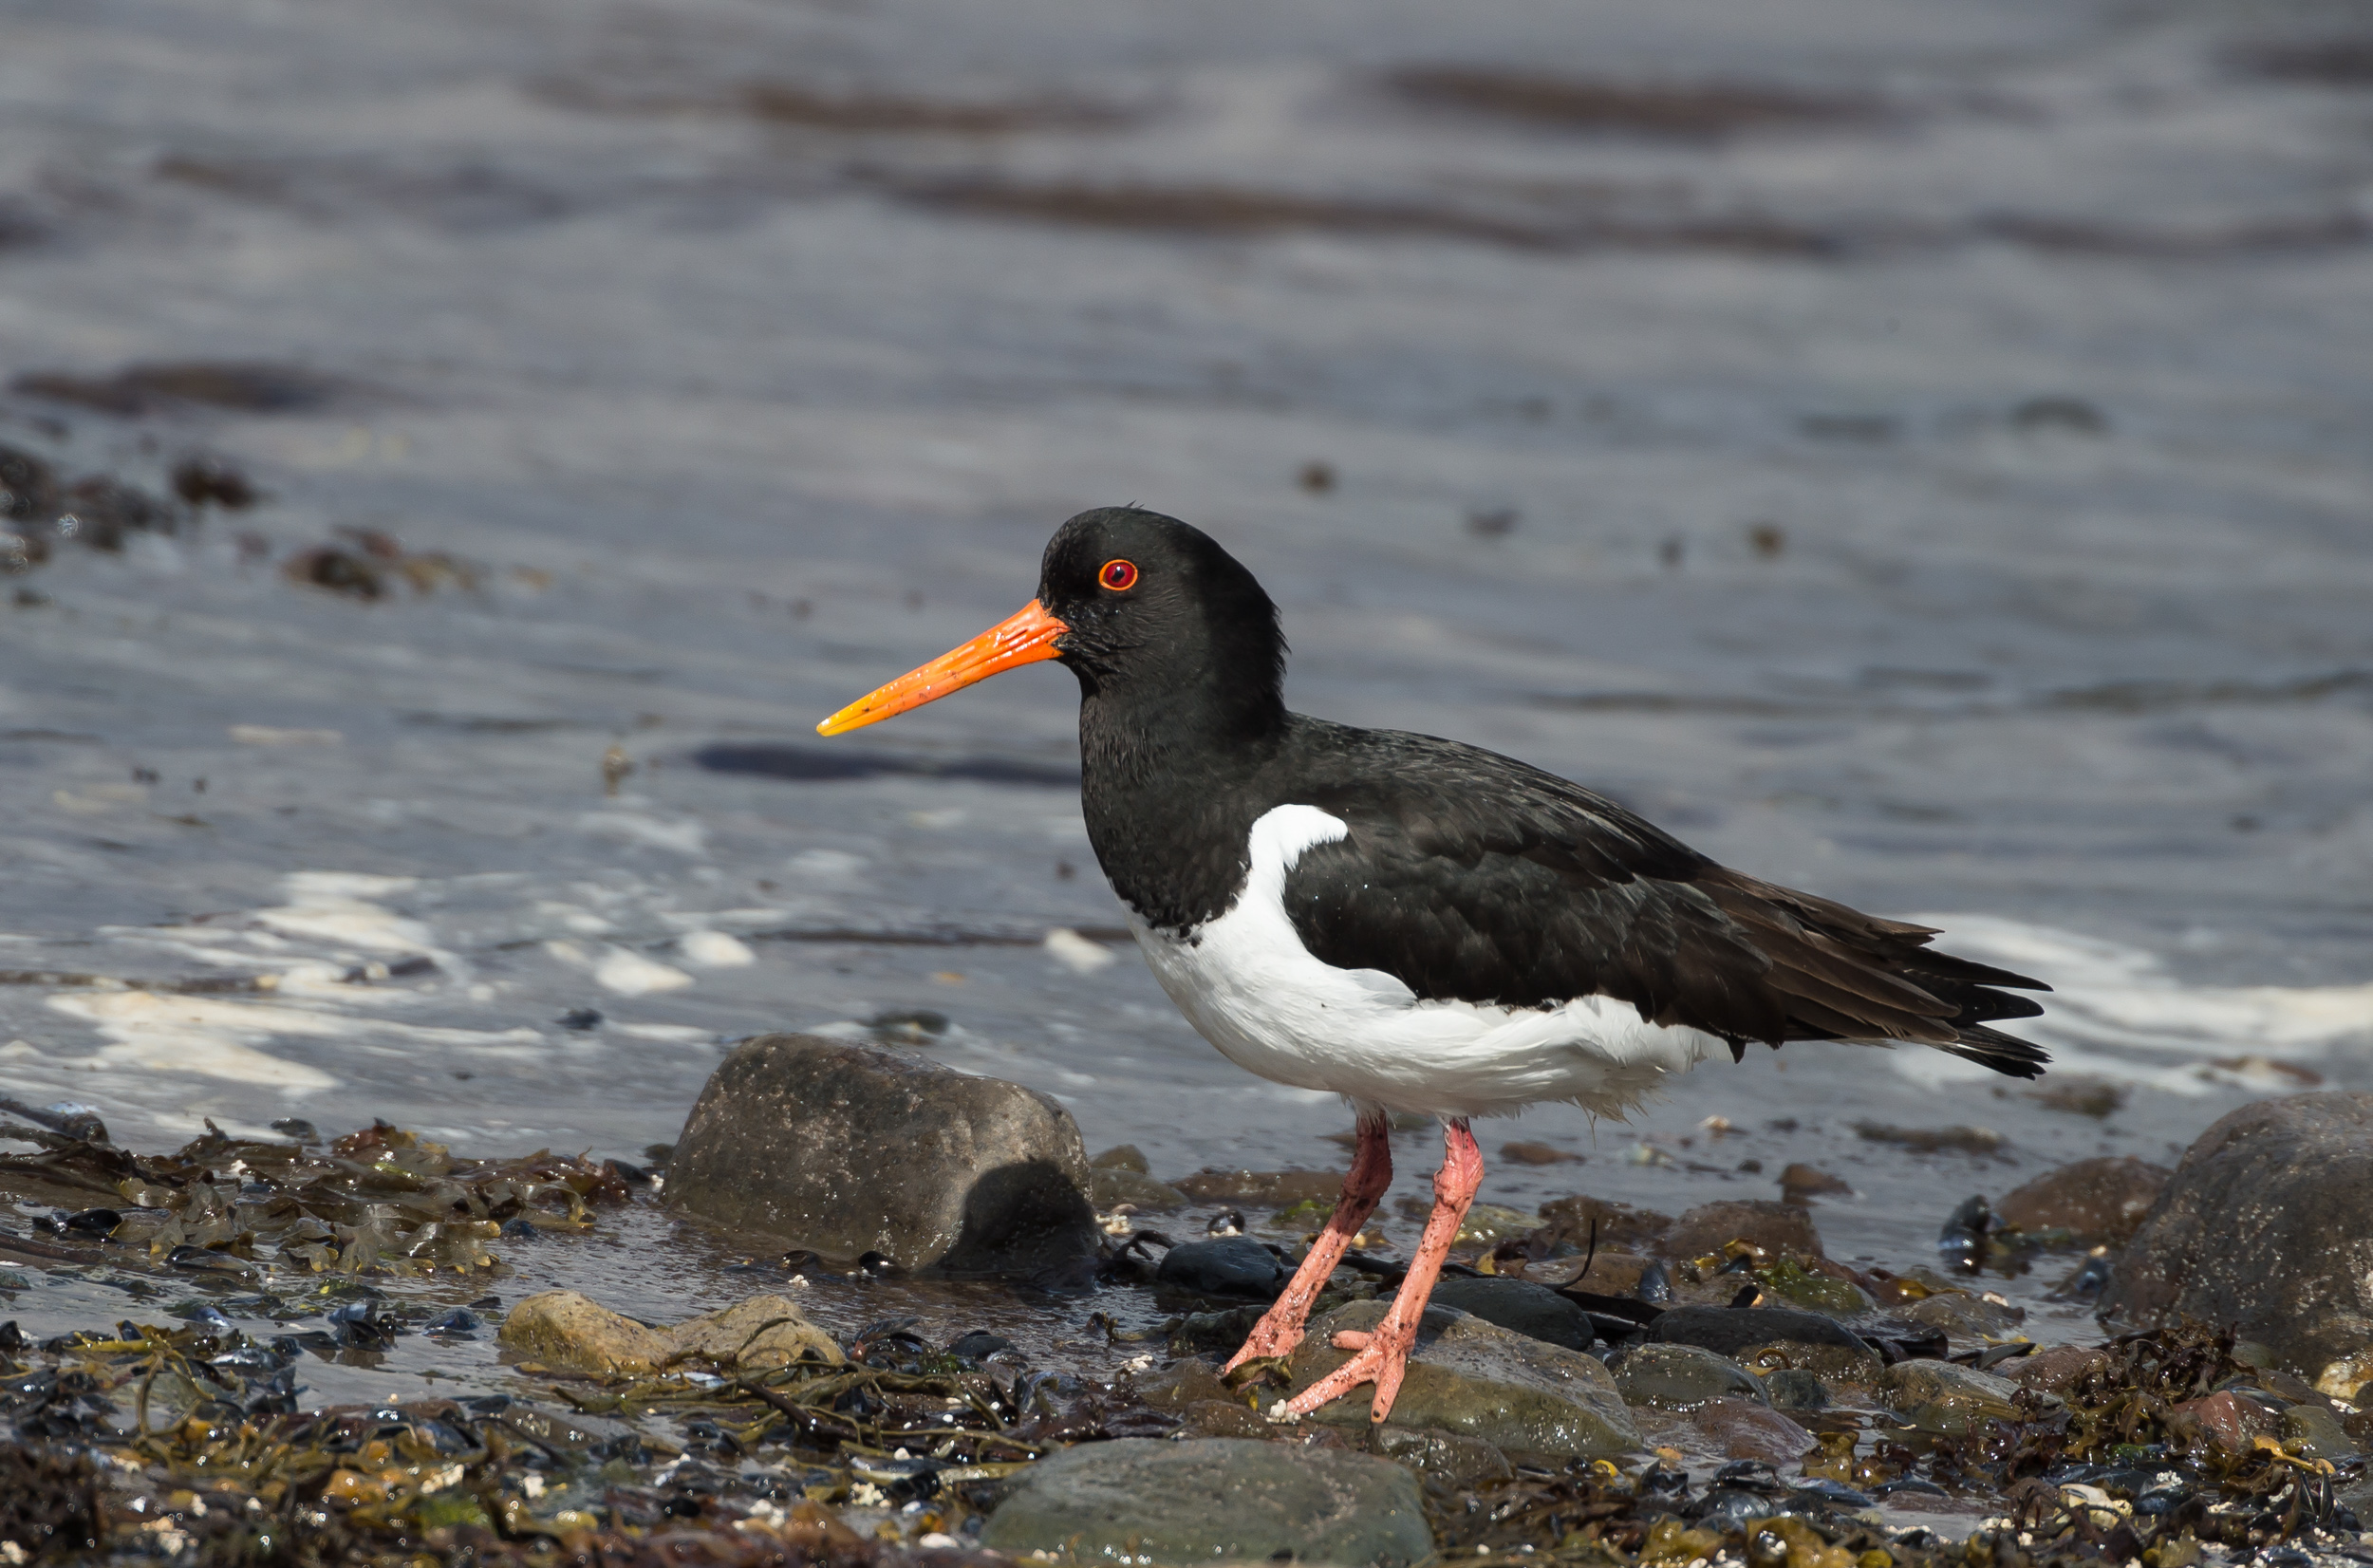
[817, 506, 2049, 1425]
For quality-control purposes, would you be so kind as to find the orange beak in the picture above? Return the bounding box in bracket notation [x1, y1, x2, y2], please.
[816, 600, 1069, 737]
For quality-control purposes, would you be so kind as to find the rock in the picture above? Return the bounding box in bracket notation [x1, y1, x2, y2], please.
[1751, 1343, 1885, 1386]
[2280, 1403, 2361, 1463]
[668, 1295, 843, 1370]
[1778, 1164, 1853, 1203]
[498, 1290, 846, 1374]
[1538, 1251, 1653, 1297]
[1874, 1359, 2027, 1434]
[1171, 1167, 1345, 1205]
[1855, 1123, 2003, 1155]
[498, 1291, 674, 1375]
[1092, 1167, 1189, 1211]
[1373, 1427, 1515, 1487]
[1133, 1359, 1239, 1409]
[1995, 1156, 2171, 1245]
[1650, 1306, 1868, 1358]
[1691, 1397, 1817, 1463]
[1284, 1301, 1640, 1459]
[1156, 1237, 1292, 1298]
[665, 1034, 1099, 1274]
[1429, 1277, 1595, 1351]
[1900, 1291, 2025, 1340]
[1753, 1260, 1873, 1316]
[1090, 1143, 1149, 1172]
[1759, 1368, 1830, 1410]
[1666, 1200, 1823, 1261]
[2317, 1351, 2373, 1404]
[2101, 1092, 2373, 1375]
[979, 1438, 1433, 1568]
[2169, 1391, 2279, 1453]
[1533, 1195, 1673, 1253]
[1455, 1204, 1541, 1245]
[1502, 1140, 1582, 1166]
[2012, 1346, 2108, 1395]
[1615, 1343, 1768, 1410]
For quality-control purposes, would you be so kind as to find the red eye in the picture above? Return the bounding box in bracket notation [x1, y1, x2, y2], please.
[1098, 558, 1139, 591]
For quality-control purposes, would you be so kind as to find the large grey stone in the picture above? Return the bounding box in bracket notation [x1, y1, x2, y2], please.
[979, 1438, 1433, 1567]
[666, 1034, 1098, 1274]
[2101, 1092, 2373, 1376]
[1283, 1300, 1641, 1459]
[1429, 1277, 1595, 1351]
[1613, 1342, 1767, 1410]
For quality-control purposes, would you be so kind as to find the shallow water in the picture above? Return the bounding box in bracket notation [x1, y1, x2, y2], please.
[2, 0, 2370, 1294]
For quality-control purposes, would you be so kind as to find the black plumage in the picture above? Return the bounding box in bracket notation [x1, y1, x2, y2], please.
[1039, 507, 2049, 1080]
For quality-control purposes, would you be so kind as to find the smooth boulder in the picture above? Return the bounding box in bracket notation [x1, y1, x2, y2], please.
[980, 1438, 1433, 1567]
[498, 1290, 845, 1375]
[1614, 1343, 1768, 1410]
[1429, 1277, 1595, 1351]
[1156, 1237, 1292, 1298]
[1283, 1301, 1640, 1459]
[1995, 1156, 2171, 1245]
[2101, 1092, 2373, 1376]
[1650, 1305, 1868, 1358]
[666, 1034, 1098, 1274]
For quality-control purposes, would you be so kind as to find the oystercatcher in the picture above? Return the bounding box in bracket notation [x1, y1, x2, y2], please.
[819, 506, 2049, 1423]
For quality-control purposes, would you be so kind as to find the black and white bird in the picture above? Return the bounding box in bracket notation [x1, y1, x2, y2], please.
[819, 507, 2049, 1423]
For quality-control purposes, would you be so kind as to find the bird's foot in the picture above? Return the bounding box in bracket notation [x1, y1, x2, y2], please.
[1222, 1310, 1308, 1373]
[1272, 1320, 1414, 1424]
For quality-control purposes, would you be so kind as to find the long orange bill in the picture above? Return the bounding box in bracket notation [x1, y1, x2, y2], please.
[816, 600, 1069, 737]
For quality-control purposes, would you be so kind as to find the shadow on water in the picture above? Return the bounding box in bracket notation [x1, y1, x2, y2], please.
[693, 741, 1078, 788]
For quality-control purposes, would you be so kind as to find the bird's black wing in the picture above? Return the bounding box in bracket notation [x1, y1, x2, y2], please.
[1276, 727, 2050, 1078]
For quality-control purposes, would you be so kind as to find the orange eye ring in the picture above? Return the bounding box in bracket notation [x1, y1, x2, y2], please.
[1098, 558, 1139, 591]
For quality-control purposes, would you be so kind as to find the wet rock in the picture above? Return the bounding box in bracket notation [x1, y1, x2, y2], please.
[497, 1290, 673, 1375]
[1284, 1301, 1640, 1459]
[1428, 1277, 1594, 1352]
[2279, 1402, 2360, 1463]
[1133, 1358, 1237, 1409]
[2102, 1092, 2373, 1374]
[1091, 1167, 1189, 1210]
[1753, 1259, 1872, 1316]
[1171, 1167, 1345, 1205]
[0, 445, 60, 523]
[1855, 1122, 2003, 1155]
[666, 1034, 1099, 1275]
[1453, 1203, 1540, 1245]
[1666, 1200, 1822, 1260]
[170, 454, 259, 510]
[1650, 1305, 1867, 1358]
[1502, 1140, 1582, 1166]
[1532, 1194, 1673, 1253]
[2012, 1346, 2108, 1395]
[1615, 1343, 1768, 1410]
[669, 1295, 843, 1370]
[2316, 1351, 2373, 1403]
[1691, 1397, 1816, 1463]
[2027, 1075, 2127, 1118]
[1900, 1289, 2024, 1340]
[1372, 1426, 1514, 1486]
[979, 1437, 1433, 1567]
[1758, 1368, 1830, 1410]
[1874, 1359, 2027, 1434]
[1177, 1398, 1272, 1439]
[1995, 1156, 2171, 1245]
[1156, 1237, 1291, 1299]
[1540, 1250, 1653, 1296]
[2169, 1390, 2279, 1453]
[1778, 1163, 1852, 1203]
[1089, 1143, 1149, 1172]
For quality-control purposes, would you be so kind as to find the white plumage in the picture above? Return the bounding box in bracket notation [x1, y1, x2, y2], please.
[1126, 803, 1727, 1119]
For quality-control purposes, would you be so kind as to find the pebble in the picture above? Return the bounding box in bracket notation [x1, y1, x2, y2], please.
[1284, 1301, 1639, 1458]
[979, 1438, 1433, 1567]
[497, 1290, 845, 1375]
[1690, 1396, 1818, 1463]
[1427, 1276, 1595, 1351]
[1155, 1237, 1293, 1299]
[1665, 1199, 1824, 1260]
[1091, 1166, 1189, 1210]
[1994, 1155, 2171, 1245]
[1614, 1342, 1769, 1410]
[1649, 1305, 1868, 1357]
[1874, 1358, 2029, 1434]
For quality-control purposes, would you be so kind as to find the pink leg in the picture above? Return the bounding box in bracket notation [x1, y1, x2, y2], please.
[1223, 1113, 1393, 1371]
[1277, 1118, 1482, 1425]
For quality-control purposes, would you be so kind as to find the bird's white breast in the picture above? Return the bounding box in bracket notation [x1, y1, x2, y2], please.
[1124, 803, 1725, 1118]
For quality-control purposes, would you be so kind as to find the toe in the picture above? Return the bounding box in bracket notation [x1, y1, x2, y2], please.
[1329, 1330, 1373, 1350]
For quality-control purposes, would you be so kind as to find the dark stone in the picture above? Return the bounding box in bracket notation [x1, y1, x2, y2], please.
[1155, 1237, 1291, 1298]
[1091, 1167, 1189, 1210]
[980, 1438, 1433, 1567]
[1650, 1305, 1866, 1357]
[1995, 1155, 2171, 1245]
[1429, 1277, 1594, 1351]
[666, 1034, 1099, 1276]
[1665, 1200, 1824, 1260]
[2102, 1092, 2373, 1377]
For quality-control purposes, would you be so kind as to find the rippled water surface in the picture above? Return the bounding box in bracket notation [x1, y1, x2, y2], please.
[3, 0, 2371, 1283]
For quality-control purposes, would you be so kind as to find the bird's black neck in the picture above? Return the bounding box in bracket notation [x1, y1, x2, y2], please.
[1074, 673, 1290, 932]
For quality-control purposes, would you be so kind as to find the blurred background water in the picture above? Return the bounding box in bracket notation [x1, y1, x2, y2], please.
[2, 0, 2370, 1272]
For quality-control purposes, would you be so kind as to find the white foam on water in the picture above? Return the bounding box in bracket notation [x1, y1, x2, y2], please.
[677, 930, 755, 968]
[252, 872, 440, 958]
[1887, 915, 2373, 1092]
[592, 947, 695, 996]
[577, 811, 709, 858]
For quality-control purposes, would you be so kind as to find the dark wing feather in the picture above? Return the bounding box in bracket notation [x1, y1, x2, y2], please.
[1275, 726, 2051, 1079]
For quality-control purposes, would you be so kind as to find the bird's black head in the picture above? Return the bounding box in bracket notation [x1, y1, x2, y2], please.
[1037, 508, 1284, 725]
[815, 506, 1286, 745]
